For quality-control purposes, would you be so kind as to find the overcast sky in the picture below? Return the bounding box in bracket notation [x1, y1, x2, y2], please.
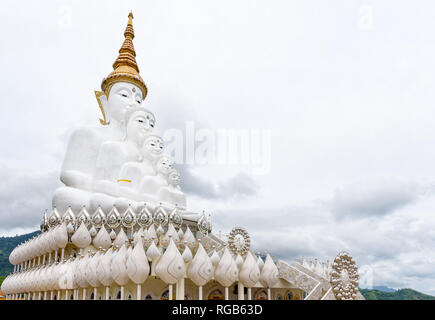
[1, 0, 435, 294]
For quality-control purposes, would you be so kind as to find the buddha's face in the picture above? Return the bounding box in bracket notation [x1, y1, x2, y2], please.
[142, 136, 164, 158]
[144, 111, 156, 130]
[126, 110, 150, 146]
[168, 171, 180, 187]
[107, 82, 143, 124]
[156, 156, 173, 175]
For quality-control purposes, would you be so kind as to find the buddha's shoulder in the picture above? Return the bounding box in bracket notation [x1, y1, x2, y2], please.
[70, 125, 120, 142]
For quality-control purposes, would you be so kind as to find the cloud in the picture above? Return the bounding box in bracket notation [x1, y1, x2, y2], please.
[177, 164, 258, 200]
[0, 162, 61, 231]
[329, 179, 420, 219]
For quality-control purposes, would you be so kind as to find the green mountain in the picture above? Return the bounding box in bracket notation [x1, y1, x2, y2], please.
[360, 288, 435, 300]
[0, 231, 40, 281]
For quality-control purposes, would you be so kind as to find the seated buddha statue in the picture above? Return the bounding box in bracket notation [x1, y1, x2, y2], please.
[117, 134, 166, 202]
[158, 169, 187, 209]
[52, 12, 148, 214]
[138, 155, 174, 203]
[90, 107, 154, 212]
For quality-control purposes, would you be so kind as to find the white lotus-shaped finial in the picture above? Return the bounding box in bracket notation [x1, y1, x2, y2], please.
[71, 222, 92, 248]
[239, 251, 260, 287]
[111, 244, 129, 286]
[259, 254, 279, 288]
[215, 247, 238, 288]
[93, 226, 112, 250]
[126, 237, 150, 284]
[155, 238, 185, 284]
[187, 243, 213, 286]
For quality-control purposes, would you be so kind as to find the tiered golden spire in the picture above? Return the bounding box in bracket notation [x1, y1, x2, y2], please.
[101, 12, 147, 99]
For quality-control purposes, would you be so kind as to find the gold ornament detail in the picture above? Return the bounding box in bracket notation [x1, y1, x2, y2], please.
[101, 12, 148, 100]
[228, 227, 250, 256]
[94, 91, 108, 125]
[330, 252, 359, 300]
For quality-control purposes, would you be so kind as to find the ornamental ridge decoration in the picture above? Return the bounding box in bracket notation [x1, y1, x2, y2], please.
[228, 227, 251, 256]
[330, 252, 359, 300]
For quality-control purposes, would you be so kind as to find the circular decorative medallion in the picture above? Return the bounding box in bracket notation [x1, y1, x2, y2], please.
[228, 227, 251, 256]
[330, 252, 359, 300]
[137, 207, 153, 228]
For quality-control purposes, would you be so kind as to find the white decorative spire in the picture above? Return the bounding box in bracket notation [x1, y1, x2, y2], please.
[214, 247, 238, 288]
[155, 238, 185, 284]
[113, 228, 129, 248]
[187, 243, 213, 286]
[126, 237, 150, 284]
[93, 226, 112, 250]
[259, 254, 279, 288]
[111, 244, 129, 286]
[71, 222, 92, 249]
[239, 251, 260, 288]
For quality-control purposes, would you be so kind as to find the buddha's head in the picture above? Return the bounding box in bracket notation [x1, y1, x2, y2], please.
[124, 107, 152, 146]
[102, 82, 144, 125]
[142, 134, 164, 161]
[156, 155, 174, 176]
[98, 13, 148, 126]
[167, 169, 180, 187]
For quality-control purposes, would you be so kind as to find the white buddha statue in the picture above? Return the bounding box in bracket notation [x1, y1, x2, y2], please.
[158, 169, 187, 209]
[138, 155, 174, 203]
[52, 12, 149, 213]
[116, 133, 164, 200]
[89, 106, 154, 212]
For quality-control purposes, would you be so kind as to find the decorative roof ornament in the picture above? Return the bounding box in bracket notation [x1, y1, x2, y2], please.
[48, 208, 62, 228]
[101, 12, 147, 99]
[169, 207, 183, 229]
[197, 213, 209, 235]
[137, 206, 153, 228]
[92, 206, 106, 228]
[154, 205, 169, 226]
[330, 252, 359, 300]
[77, 206, 91, 227]
[40, 210, 49, 232]
[106, 207, 121, 229]
[62, 207, 76, 227]
[228, 227, 250, 256]
[121, 206, 136, 228]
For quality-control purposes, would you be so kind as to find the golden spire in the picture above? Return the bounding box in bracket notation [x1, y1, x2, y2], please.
[101, 12, 147, 99]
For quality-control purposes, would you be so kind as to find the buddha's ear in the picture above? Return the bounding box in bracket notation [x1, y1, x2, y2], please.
[94, 91, 109, 125]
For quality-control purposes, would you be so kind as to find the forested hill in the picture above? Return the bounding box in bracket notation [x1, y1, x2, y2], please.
[360, 288, 435, 300]
[0, 231, 40, 277]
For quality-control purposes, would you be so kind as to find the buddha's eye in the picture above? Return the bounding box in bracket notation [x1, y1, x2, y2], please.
[151, 143, 155, 146]
[121, 94, 128, 98]
[138, 119, 144, 123]
[150, 123, 154, 128]
[137, 100, 141, 104]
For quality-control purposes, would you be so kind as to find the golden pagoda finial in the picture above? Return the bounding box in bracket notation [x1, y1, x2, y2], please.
[101, 12, 147, 100]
